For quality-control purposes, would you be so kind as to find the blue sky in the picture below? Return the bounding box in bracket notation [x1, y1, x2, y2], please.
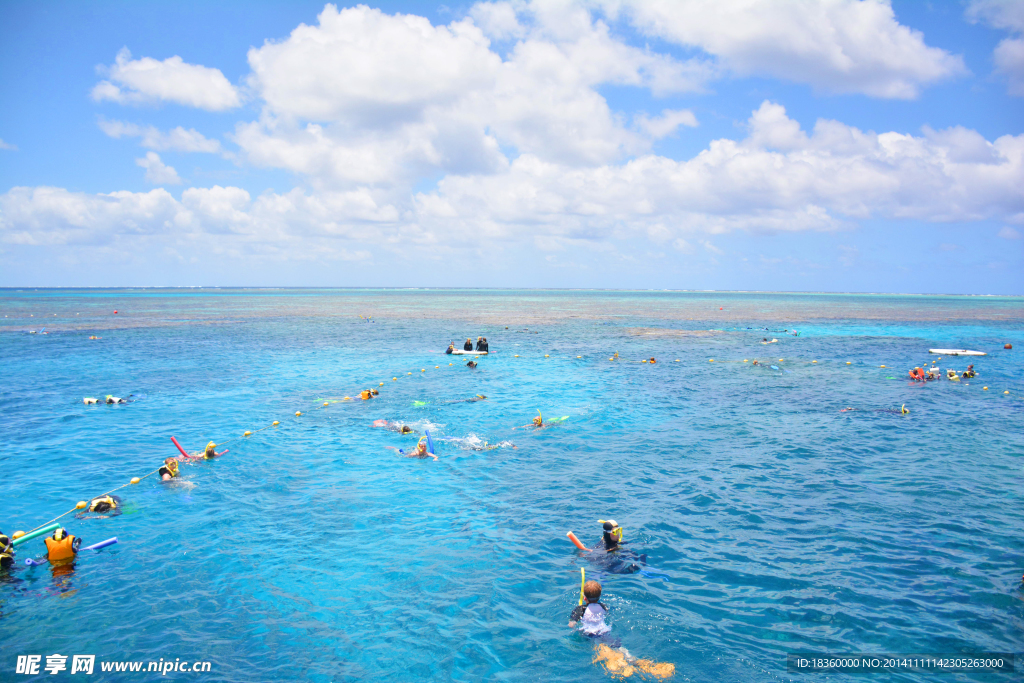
[1, 0, 1022, 292]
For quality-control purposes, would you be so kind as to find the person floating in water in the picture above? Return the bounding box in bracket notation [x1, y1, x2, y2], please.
[962, 364, 976, 378]
[76, 494, 122, 518]
[466, 360, 477, 368]
[590, 520, 646, 574]
[403, 438, 437, 461]
[0, 530, 14, 569]
[475, 337, 488, 352]
[373, 419, 416, 434]
[463, 338, 473, 351]
[569, 580, 610, 636]
[45, 528, 81, 563]
[445, 343, 454, 354]
[159, 457, 180, 481]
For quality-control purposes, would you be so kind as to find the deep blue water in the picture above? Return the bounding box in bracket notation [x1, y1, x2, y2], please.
[1, 289, 1022, 682]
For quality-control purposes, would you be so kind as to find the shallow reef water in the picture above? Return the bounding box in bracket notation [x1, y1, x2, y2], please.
[1, 289, 1022, 682]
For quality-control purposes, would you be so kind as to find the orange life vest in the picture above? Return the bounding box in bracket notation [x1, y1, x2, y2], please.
[45, 530, 78, 561]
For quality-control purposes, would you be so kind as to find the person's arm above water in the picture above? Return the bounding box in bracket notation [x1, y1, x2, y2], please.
[568, 604, 586, 627]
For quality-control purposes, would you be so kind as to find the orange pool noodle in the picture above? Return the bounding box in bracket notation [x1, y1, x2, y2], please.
[567, 531, 587, 551]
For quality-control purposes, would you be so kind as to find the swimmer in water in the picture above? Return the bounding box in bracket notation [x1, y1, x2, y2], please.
[569, 580, 610, 635]
[588, 520, 646, 574]
[373, 420, 417, 434]
[404, 438, 437, 461]
[159, 457, 180, 481]
[515, 411, 544, 429]
[445, 343, 454, 355]
[467, 360, 477, 368]
[0, 530, 15, 569]
[76, 494, 122, 519]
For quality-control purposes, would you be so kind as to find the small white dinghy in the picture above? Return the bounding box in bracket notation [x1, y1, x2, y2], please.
[449, 349, 488, 356]
[928, 349, 986, 356]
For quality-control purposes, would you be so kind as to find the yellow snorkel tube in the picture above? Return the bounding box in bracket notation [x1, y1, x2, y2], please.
[579, 567, 585, 606]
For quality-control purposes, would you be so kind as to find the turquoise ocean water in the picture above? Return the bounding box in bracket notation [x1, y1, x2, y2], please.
[1, 289, 1022, 682]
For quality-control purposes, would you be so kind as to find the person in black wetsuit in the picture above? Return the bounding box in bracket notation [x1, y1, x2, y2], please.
[475, 337, 489, 352]
[591, 520, 646, 574]
[0, 530, 14, 570]
[445, 343, 454, 354]
[464, 338, 473, 351]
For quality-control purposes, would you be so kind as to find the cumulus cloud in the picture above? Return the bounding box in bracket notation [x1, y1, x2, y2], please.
[136, 152, 182, 185]
[635, 109, 699, 139]
[99, 119, 221, 153]
[6, 103, 1024, 257]
[92, 48, 240, 110]
[604, 0, 967, 98]
[967, 0, 1024, 95]
[0, 138, 16, 151]
[235, 3, 714, 181]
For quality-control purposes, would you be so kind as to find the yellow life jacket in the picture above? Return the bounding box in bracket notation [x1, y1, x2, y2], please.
[360, 390, 371, 400]
[88, 495, 117, 512]
[45, 530, 78, 561]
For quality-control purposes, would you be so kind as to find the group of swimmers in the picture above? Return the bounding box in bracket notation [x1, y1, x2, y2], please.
[908, 364, 975, 382]
[159, 441, 227, 481]
[445, 337, 489, 353]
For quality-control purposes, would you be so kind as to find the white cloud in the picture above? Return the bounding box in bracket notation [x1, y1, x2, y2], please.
[967, 0, 1024, 96]
[92, 48, 240, 110]
[998, 225, 1021, 239]
[994, 38, 1024, 95]
[605, 0, 967, 98]
[136, 152, 182, 185]
[635, 109, 699, 139]
[0, 138, 16, 151]
[6, 103, 1023, 257]
[236, 2, 714, 180]
[98, 119, 221, 153]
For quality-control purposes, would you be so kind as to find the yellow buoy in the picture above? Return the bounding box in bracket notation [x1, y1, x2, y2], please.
[393, 377, 397, 381]
[1004, 390, 1009, 394]
[515, 355, 519, 358]
[244, 430, 252, 436]
[448, 362, 453, 365]
[676, 359, 680, 362]
[846, 361, 851, 364]
[812, 360, 817, 363]
[11, 531, 24, 540]
[609, 357, 613, 361]
[880, 365, 886, 368]
[273, 421, 279, 426]
[743, 359, 748, 362]
[76, 501, 87, 509]
[435, 366, 439, 369]
[545, 354, 549, 357]
[408, 372, 412, 375]
[130, 477, 140, 484]
[421, 369, 425, 372]
[323, 402, 329, 407]
[779, 359, 784, 362]
[379, 382, 384, 386]
[983, 387, 988, 390]
[295, 411, 302, 417]
[709, 359, 714, 362]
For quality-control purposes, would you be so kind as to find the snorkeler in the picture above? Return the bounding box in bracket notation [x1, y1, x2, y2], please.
[159, 457, 180, 480]
[445, 343, 454, 354]
[962, 364, 976, 378]
[403, 438, 437, 461]
[569, 580, 610, 636]
[590, 520, 646, 574]
[373, 420, 417, 434]
[77, 494, 122, 518]
[466, 360, 477, 368]
[44, 528, 81, 562]
[0, 530, 14, 569]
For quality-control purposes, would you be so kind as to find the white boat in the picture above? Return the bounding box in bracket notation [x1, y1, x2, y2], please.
[928, 349, 986, 356]
[449, 349, 488, 356]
